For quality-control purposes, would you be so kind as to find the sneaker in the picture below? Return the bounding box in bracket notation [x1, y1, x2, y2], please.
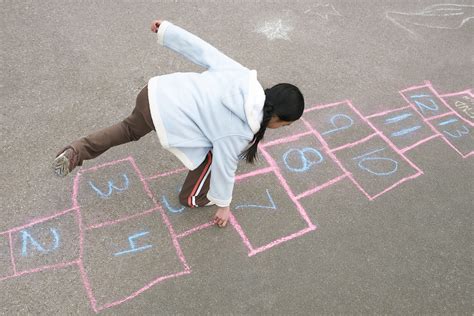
[52, 146, 79, 177]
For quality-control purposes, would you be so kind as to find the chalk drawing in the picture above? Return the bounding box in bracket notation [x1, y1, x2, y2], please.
[400, 82, 474, 158]
[282, 147, 324, 172]
[320, 114, 354, 136]
[390, 125, 422, 137]
[114, 231, 153, 257]
[161, 185, 185, 213]
[235, 189, 277, 211]
[0, 81, 471, 312]
[454, 100, 474, 119]
[384, 112, 413, 124]
[409, 94, 439, 114]
[316, 3, 342, 20]
[352, 147, 399, 176]
[305, 4, 342, 20]
[254, 19, 293, 41]
[88, 173, 129, 199]
[161, 195, 185, 213]
[386, 4, 474, 37]
[441, 124, 470, 138]
[21, 228, 60, 256]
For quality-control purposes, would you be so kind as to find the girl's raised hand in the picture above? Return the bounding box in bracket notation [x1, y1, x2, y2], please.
[150, 20, 162, 33]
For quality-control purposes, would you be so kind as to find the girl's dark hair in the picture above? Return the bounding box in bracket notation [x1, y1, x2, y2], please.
[239, 83, 305, 164]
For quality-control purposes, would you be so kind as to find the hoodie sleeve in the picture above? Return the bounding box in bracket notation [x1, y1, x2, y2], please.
[206, 136, 250, 207]
[157, 20, 245, 71]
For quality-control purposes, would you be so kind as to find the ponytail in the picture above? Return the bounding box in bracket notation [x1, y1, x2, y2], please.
[239, 83, 305, 164]
[239, 97, 274, 164]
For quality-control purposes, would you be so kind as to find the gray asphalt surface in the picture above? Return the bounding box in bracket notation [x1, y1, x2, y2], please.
[1, 0, 473, 314]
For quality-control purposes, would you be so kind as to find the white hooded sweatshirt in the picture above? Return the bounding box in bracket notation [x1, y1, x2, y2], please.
[147, 21, 265, 207]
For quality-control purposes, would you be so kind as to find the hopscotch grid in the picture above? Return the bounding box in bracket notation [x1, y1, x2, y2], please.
[249, 226, 315, 257]
[303, 100, 348, 113]
[235, 166, 274, 181]
[295, 174, 348, 200]
[370, 172, 422, 200]
[261, 131, 314, 147]
[347, 100, 424, 175]
[399, 88, 472, 158]
[2, 207, 78, 234]
[96, 270, 192, 312]
[426, 81, 474, 127]
[176, 221, 215, 239]
[439, 89, 472, 98]
[258, 146, 315, 229]
[144, 167, 187, 181]
[8, 232, 17, 275]
[0, 260, 80, 283]
[1, 82, 471, 312]
[78, 260, 98, 313]
[400, 134, 441, 153]
[300, 117, 372, 200]
[228, 212, 255, 253]
[76, 156, 193, 313]
[329, 132, 378, 153]
[75, 200, 99, 313]
[228, 144, 316, 256]
[365, 105, 412, 119]
[426, 111, 456, 122]
[129, 157, 191, 271]
[76, 156, 133, 174]
[85, 207, 161, 231]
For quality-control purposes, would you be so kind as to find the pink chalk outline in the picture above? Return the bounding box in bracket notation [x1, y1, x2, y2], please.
[401, 81, 474, 127]
[300, 98, 424, 201]
[72, 156, 191, 312]
[176, 221, 215, 239]
[0, 208, 81, 282]
[364, 105, 412, 119]
[295, 174, 348, 200]
[439, 89, 473, 98]
[400, 84, 474, 158]
[303, 100, 348, 113]
[347, 100, 424, 198]
[144, 167, 188, 181]
[228, 144, 316, 257]
[364, 105, 441, 154]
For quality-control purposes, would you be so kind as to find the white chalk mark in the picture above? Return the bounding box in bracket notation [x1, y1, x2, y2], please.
[314, 3, 342, 20]
[386, 4, 474, 37]
[254, 19, 293, 41]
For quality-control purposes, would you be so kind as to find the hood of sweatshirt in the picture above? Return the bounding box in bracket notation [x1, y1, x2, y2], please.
[219, 69, 265, 135]
[244, 70, 266, 134]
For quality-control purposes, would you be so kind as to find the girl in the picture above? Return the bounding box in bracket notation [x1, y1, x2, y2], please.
[53, 19, 305, 228]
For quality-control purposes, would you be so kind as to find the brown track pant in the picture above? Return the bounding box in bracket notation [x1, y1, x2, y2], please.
[67, 84, 212, 208]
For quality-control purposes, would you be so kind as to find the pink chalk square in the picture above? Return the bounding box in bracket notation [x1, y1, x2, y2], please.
[145, 169, 216, 236]
[439, 92, 474, 125]
[429, 114, 474, 157]
[262, 133, 343, 197]
[11, 211, 80, 273]
[400, 85, 451, 119]
[81, 210, 188, 311]
[231, 172, 314, 256]
[303, 101, 375, 150]
[73, 158, 155, 229]
[332, 135, 421, 200]
[367, 107, 435, 152]
[0, 233, 13, 278]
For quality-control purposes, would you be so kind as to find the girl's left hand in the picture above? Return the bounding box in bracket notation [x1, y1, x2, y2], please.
[150, 20, 162, 33]
[213, 206, 230, 228]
